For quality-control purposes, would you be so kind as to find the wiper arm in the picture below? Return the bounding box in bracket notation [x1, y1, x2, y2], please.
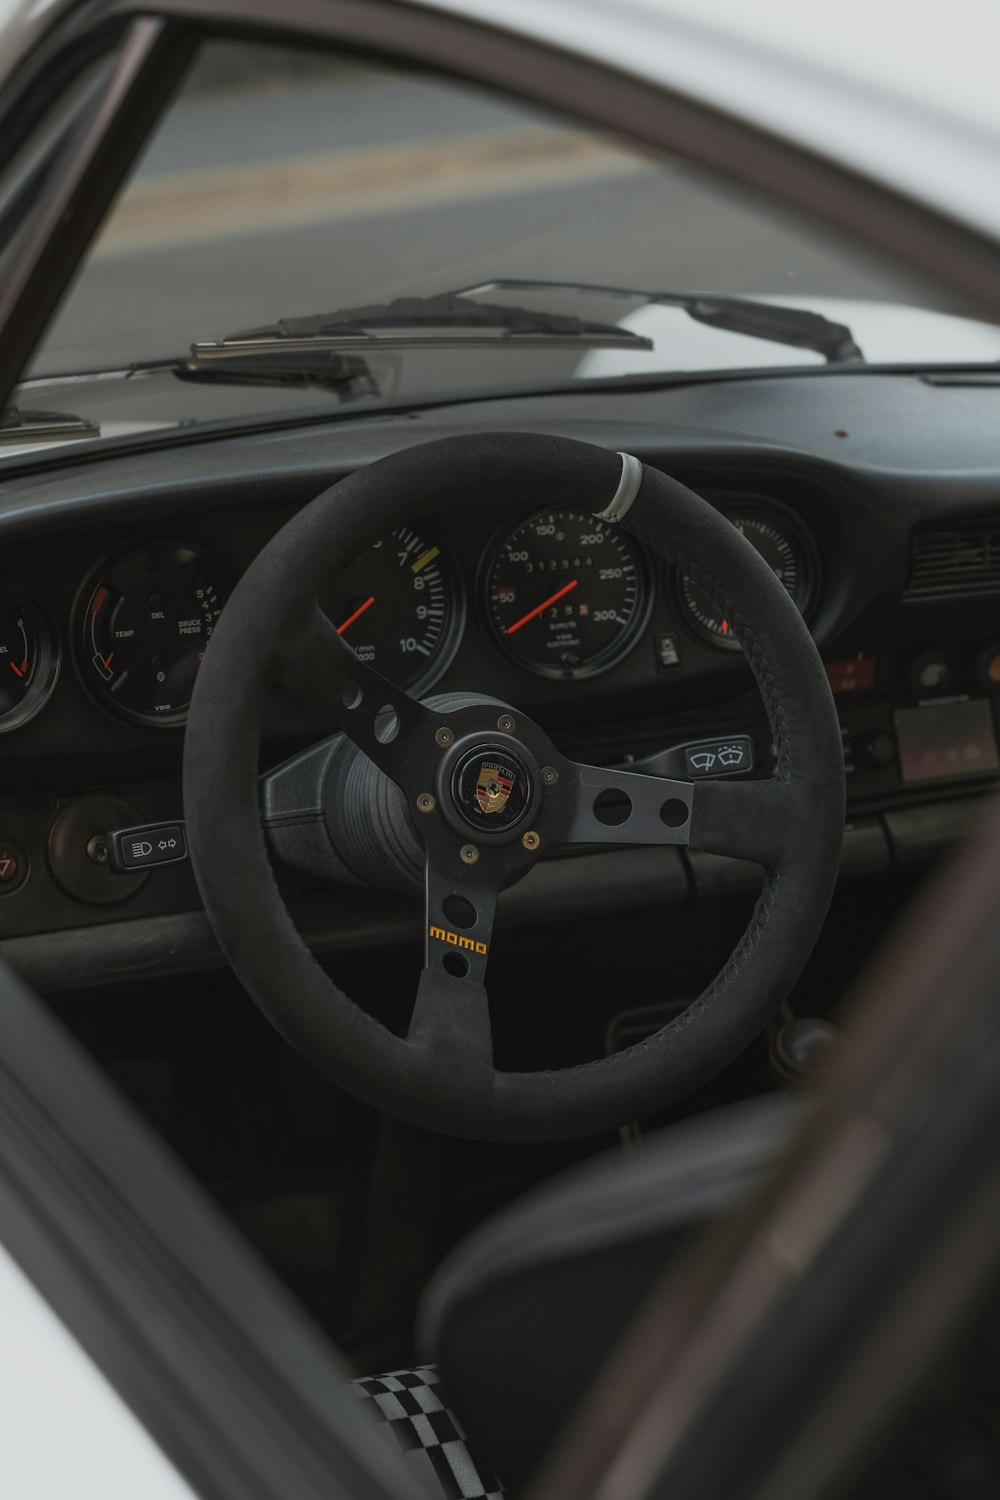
[460, 279, 865, 364]
[174, 349, 382, 399]
[0, 405, 99, 443]
[191, 293, 653, 355]
[683, 293, 863, 363]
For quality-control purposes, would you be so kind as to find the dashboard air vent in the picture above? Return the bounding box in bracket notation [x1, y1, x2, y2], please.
[904, 518, 1000, 601]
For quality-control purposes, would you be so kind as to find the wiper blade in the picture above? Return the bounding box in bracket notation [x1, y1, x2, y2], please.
[683, 293, 863, 363]
[175, 349, 381, 399]
[192, 293, 653, 355]
[461, 279, 865, 364]
[0, 405, 99, 443]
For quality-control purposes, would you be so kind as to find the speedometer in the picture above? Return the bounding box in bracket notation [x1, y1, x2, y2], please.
[678, 508, 816, 648]
[323, 525, 460, 690]
[485, 509, 648, 679]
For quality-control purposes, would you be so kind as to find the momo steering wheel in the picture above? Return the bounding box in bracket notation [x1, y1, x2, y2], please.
[183, 433, 845, 1142]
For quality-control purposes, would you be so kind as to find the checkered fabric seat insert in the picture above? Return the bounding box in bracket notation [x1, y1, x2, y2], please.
[351, 1365, 504, 1500]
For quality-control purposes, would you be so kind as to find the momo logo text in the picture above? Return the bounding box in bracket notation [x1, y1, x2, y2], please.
[428, 925, 488, 955]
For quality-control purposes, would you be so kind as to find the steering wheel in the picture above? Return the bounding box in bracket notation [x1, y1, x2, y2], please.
[183, 433, 844, 1142]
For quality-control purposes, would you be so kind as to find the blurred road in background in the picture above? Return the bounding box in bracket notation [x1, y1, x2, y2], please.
[36, 57, 962, 375]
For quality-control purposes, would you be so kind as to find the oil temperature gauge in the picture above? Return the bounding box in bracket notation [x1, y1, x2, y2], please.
[0, 586, 59, 732]
[80, 541, 230, 726]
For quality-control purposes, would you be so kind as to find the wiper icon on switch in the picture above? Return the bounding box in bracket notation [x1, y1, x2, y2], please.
[685, 740, 751, 776]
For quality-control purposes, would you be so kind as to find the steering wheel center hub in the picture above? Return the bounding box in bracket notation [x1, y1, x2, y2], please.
[451, 743, 533, 832]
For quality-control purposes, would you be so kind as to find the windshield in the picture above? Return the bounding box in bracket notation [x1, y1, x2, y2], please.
[12, 36, 999, 452]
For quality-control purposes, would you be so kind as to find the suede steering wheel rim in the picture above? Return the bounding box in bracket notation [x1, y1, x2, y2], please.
[183, 433, 845, 1142]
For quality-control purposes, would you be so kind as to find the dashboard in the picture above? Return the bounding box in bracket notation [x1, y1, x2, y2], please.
[1, 370, 999, 989]
[0, 491, 819, 737]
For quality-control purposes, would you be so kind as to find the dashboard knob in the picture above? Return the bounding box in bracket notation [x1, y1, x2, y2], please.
[975, 642, 1000, 691]
[908, 650, 956, 698]
[856, 730, 897, 769]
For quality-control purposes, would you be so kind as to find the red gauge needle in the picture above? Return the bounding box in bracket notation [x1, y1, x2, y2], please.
[337, 595, 376, 635]
[8, 661, 24, 678]
[505, 578, 579, 635]
[103, 651, 115, 671]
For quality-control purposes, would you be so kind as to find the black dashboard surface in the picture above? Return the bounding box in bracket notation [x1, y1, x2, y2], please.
[1, 369, 998, 979]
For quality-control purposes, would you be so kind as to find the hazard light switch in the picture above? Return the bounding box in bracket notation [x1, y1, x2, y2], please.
[0, 838, 27, 893]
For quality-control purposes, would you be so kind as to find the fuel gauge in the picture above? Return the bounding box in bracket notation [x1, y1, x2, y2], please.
[0, 586, 59, 732]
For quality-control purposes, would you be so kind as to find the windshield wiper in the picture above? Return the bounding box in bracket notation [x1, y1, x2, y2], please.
[461, 279, 865, 364]
[174, 348, 381, 398]
[683, 293, 863, 363]
[0, 405, 99, 443]
[188, 292, 654, 360]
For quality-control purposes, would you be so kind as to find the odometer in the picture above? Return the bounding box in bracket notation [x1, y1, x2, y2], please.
[485, 509, 648, 679]
[323, 525, 459, 689]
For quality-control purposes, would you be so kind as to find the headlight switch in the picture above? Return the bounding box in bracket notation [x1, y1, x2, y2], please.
[106, 821, 187, 873]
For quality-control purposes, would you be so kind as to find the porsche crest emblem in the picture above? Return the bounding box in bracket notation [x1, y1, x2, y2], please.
[476, 760, 516, 815]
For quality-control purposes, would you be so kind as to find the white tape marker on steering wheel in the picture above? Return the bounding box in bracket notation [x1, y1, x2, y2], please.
[593, 451, 643, 524]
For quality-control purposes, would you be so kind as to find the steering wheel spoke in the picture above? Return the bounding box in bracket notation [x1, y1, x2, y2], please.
[409, 856, 499, 1075]
[279, 606, 443, 793]
[558, 760, 694, 848]
[422, 853, 505, 988]
[688, 776, 796, 867]
[408, 966, 495, 1078]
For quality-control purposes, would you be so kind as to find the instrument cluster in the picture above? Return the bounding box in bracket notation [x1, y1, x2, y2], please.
[0, 493, 819, 734]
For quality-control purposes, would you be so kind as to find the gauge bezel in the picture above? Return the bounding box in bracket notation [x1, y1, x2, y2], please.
[75, 537, 232, 729]
[481, 505, 652, 681]
[326, 523, 465, 696]
[674, 496, 820, 651]
[0, 582, 60, 734]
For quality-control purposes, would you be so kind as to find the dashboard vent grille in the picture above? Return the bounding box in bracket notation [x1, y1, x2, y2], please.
[904, 519, 1000, 601]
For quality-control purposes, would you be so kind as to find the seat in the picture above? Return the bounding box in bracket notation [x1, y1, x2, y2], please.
[353, 1094, 800, 1496]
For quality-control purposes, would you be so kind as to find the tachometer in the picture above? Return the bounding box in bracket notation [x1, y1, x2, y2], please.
[81, 541, 229, 725]
[323, 525, 460, 689]
[678, 509, 815, 648]
[0, 586, 59, 732]
[485, 509, 648, 678]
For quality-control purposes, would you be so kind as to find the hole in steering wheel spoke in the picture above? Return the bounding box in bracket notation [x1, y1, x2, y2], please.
[660, 798, 690, 828]
[341, 677, 380, 712]
[442, 951, 470, 979]
[593, 788, 632, 827]
[374, 704, 400, 744]
[442, 894, 477, 929]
